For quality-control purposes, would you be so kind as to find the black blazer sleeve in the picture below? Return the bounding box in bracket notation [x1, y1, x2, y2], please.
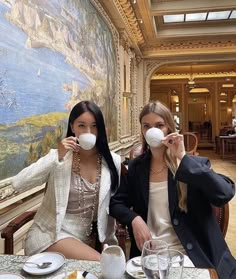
[176, 155, 235, 206]
[109, 165, 139, 225]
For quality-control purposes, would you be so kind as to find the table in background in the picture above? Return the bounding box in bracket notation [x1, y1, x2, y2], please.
[216, 135, 236, 159]
[0, 254, 218, 279]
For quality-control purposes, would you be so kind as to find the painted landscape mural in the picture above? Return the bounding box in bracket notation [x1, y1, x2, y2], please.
[0, 0, 117, 181]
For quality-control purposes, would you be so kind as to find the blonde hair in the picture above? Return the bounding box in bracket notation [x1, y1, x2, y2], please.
[139, 101, 187, 213]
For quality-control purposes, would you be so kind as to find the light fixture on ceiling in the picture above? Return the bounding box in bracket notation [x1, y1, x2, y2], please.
[133, 0, 137, 3]
[186, 65, 196, 89]
[222, 84, 234, 88]
[189, 87, 209, 94]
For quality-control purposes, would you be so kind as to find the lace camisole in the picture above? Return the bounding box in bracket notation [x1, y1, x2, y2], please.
[58, 172, 99, 245]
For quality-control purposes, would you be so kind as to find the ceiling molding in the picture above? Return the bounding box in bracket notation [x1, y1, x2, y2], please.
[98, 0, 236, 62]
[142, 40, 236, 58]
[152, 71, 236, 80]
[114, 0, 144, 45]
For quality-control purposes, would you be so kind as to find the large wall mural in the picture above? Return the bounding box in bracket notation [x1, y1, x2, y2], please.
[0, 0, 118, 181]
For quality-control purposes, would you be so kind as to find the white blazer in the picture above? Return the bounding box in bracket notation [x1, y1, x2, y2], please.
[12, 149, 121, 255]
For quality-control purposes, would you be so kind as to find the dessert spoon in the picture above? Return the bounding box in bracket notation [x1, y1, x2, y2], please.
[13, 261, 52, 269]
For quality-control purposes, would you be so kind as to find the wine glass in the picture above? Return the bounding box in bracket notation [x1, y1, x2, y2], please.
[157, 248, 184, 279]
[141, 239, 168, 279]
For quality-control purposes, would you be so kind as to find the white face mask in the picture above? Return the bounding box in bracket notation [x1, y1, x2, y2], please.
[77, 133, 96, 150]
[145, 127, 164, 148]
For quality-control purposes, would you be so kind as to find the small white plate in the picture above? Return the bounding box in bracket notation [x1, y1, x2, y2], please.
[126, 256, 146, 279]
[23, 252, 65, 275]
[53, 270, 98, 279]
[0, 274, 25, 279]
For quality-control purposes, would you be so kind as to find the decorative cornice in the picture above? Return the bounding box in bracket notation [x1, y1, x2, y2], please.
[152, 71, 236, 80]
[114, 0, 144, 45]
[120, 30, 131, 50]
[142, 40, 236, 57]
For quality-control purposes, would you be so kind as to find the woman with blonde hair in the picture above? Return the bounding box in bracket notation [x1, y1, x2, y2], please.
[110, 101, 236, 279]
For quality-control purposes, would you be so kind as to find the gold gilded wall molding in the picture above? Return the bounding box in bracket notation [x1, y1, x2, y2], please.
[144, 60, 167, 103]
[114, 0, 144, 45]
[130, 54, 139, 135]
[146, 61, 164, 79]
[120, 30, 131, 51]
[152, 71, 236, 80]
[142, 40, 236, 57]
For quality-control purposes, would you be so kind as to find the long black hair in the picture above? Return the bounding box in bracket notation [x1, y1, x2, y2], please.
[66, 100, 119, 193]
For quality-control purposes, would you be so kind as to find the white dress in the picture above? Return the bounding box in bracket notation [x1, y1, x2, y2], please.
[25, 173, 99, 254]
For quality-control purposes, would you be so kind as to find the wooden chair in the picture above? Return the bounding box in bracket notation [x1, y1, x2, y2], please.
[1, 210, 37, 254]
[183, 132, 199, 155]
[1, 164, 129, 256]
[211, 203, 229, 238]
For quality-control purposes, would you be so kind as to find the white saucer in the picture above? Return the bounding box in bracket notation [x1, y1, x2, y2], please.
[0, 274, 25, 279]
[126, 256, 146, 279]
[53, 270, 98, 279]
[23, 252, 65, 275]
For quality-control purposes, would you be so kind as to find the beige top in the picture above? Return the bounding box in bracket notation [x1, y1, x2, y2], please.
[147, 181, 186, 254]
[66, 172, 98, 220]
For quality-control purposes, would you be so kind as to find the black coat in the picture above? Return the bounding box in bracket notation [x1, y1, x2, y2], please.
[110, 152, 236, 279]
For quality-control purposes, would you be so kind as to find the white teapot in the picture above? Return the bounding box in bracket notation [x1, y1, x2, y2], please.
[100, 244, 126, 279]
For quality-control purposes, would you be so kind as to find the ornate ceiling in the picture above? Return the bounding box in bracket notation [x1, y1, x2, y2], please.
[99, 0, 236, 85]
[99, 0, 236, 58]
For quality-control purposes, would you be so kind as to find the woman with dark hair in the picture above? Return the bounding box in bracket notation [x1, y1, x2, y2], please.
[12, 100, 121, 261]
[110, 101, 236, 279]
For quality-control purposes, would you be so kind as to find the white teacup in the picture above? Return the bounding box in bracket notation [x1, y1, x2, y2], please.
[145, 128, 164, 148]
[77, 133, 96, 150]
[100, 244, 126, 279]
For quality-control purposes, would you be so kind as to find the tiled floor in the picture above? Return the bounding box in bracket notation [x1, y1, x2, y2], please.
[198, 149, 236, 257]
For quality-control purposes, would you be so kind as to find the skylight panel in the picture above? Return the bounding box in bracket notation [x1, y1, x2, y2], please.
[230, 10, 236, 19]
[207, 11, 231, 20]
[163, 14, 184, 23]
[186, 13, 207, 22]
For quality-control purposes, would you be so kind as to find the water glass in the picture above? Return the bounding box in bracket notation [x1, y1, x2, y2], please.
[157, 248, 184, 279]
[141, 239, 168, 279]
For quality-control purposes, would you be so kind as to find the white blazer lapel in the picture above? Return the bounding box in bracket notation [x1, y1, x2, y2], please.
[54, 151, 73, 222]
[98, 158, 111, 207]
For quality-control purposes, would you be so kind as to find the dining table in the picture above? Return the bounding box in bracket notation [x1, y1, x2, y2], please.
[0, 254, 219, 279]
[218, 135, 236, 159]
